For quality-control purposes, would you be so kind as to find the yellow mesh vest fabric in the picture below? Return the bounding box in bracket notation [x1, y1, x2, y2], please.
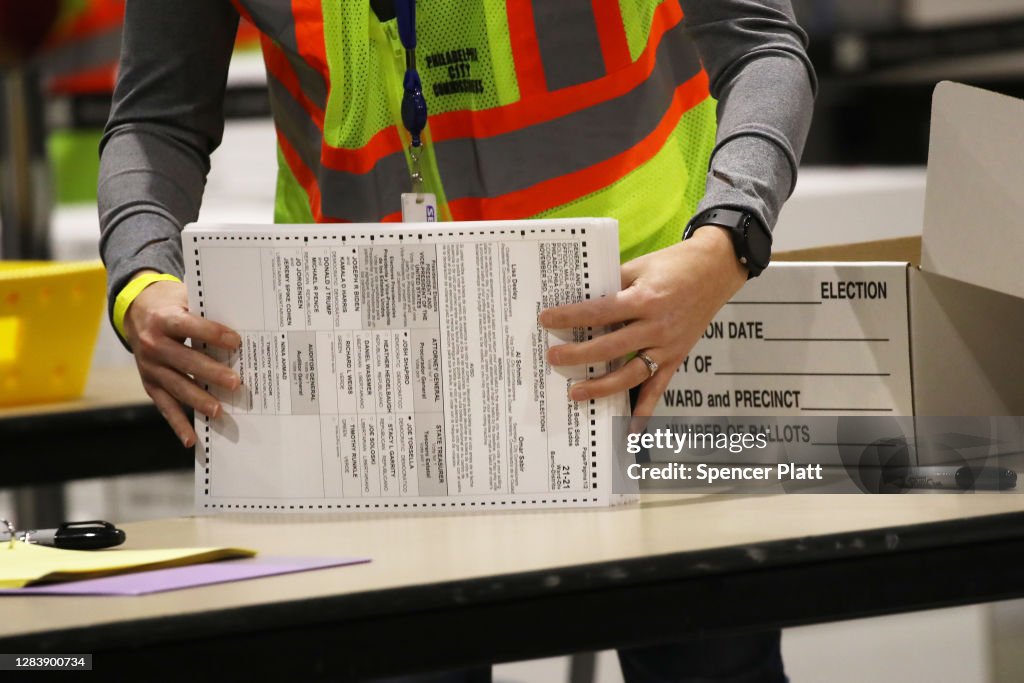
[534, 98, 717, 262]
[414, 0, 520, 112]
[618, 0, 663, 62]
[321, 2, 395, 149]
[274, 145, 316, 223]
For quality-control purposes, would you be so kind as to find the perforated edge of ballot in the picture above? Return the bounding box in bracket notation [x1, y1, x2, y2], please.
[184, 219, 633, 512]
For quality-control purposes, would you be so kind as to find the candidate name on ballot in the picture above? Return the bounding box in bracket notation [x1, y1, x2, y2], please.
[184, 219, 627, 511]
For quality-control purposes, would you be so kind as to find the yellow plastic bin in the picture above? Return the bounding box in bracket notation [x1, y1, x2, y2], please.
[0, 260, 106, 407]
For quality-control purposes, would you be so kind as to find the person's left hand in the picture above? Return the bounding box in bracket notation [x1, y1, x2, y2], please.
[540, 226, 750, 418]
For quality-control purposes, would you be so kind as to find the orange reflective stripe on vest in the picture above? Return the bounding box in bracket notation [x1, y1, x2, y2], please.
[591, 0, 632, 74]
[505, 0, 546, 96]
[233, 0, 329, 114]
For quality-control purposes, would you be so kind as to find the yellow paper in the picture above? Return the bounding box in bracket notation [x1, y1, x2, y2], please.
[0, 541, 256, 588]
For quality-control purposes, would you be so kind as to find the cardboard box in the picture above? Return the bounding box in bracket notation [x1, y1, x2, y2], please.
[772, 169, 926, 254]
[656, 82, 1024, 465]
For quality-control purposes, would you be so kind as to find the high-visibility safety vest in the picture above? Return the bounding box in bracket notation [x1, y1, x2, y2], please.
[232, 0, 717, 262]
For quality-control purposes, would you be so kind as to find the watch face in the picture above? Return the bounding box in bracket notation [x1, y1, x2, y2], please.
[686, 209, 771, 273]
[745, 217, 772, 269]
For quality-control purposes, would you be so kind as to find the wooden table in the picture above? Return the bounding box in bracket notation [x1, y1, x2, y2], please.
[3, 494, 1024, 680]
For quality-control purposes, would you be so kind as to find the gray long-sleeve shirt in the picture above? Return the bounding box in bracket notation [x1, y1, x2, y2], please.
[98, 0, 816, 331]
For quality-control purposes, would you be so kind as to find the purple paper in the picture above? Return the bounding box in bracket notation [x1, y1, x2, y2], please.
[0, 556, 371, 596]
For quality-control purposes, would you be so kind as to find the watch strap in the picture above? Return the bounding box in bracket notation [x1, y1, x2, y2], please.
[684, 207, 771, 278]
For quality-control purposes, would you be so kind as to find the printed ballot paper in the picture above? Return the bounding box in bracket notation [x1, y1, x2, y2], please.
[184, 219, 631, 512]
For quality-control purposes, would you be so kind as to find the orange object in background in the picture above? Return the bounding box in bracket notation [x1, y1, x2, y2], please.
[39, 0, 124, 95]
[34, 2, 262, 204]
[38, 0, 262, 96]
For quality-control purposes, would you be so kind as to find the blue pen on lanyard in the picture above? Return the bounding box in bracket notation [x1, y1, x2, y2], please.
[395, 0, 428, 194]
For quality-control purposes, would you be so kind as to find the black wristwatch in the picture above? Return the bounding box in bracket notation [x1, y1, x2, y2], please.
[683, 207, 772, 278]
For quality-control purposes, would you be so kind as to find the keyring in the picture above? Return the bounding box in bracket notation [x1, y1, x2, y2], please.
[637, 351, 659, 378]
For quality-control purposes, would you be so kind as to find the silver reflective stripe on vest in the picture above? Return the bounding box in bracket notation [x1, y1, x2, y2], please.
[434, 19, 701, 203]
[531, 0, 606, 91]
[236, 0, 328, 110]
[283, 48, 328, 111]
[267, 74, 321, 173]
[33, 27, 122, 81]
[237, 0, 300, 53]
[267, 72, 406, 220]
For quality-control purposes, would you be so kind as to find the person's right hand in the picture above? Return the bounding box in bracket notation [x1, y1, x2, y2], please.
[122, 270, 241, 448]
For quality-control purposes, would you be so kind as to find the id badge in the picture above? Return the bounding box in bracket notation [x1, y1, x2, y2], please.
[401, 193, 438, 223]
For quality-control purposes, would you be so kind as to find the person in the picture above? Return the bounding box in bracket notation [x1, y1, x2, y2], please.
[98, 1, 815, 681]
[35, 0, 262, 204]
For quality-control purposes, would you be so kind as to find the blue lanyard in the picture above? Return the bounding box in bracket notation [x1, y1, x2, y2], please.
[395, 0, 428, 191]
